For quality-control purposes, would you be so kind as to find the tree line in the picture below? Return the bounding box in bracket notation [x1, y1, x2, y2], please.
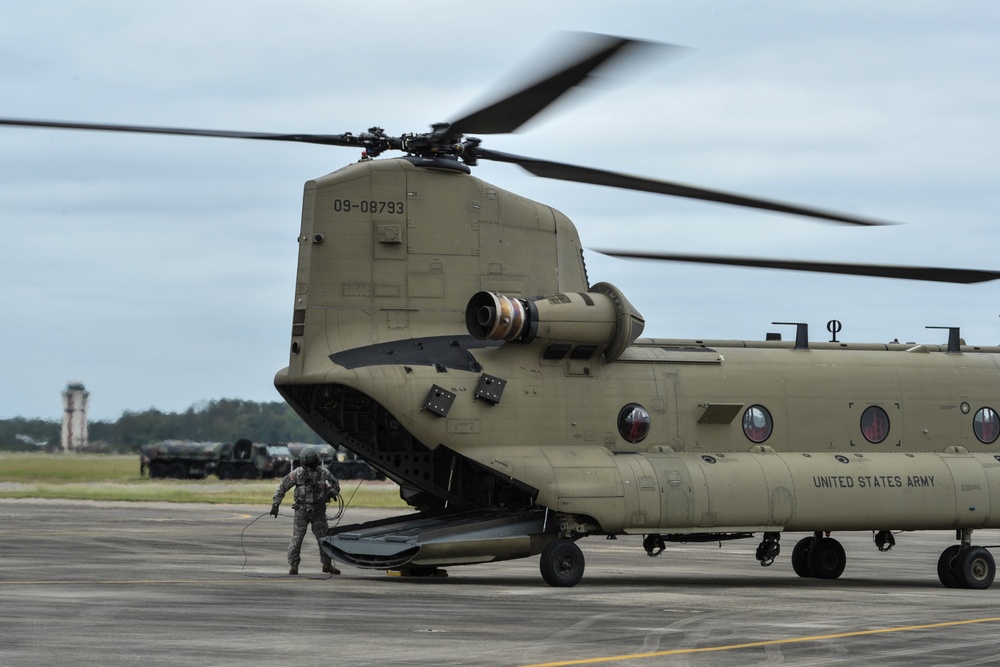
[0, 399, 322, 453]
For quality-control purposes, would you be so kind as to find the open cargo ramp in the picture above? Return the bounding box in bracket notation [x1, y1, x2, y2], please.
[321, 508, 555, 570]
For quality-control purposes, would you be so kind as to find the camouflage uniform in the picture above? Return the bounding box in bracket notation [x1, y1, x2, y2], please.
[272, 465, 340, 570]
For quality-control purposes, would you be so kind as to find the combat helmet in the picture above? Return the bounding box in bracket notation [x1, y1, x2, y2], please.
[301, 446, 320, 469]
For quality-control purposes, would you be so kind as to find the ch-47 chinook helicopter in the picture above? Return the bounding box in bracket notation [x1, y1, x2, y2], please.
[7, 33, 1000, 589]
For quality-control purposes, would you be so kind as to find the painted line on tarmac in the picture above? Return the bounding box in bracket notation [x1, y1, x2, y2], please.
[517, 616, 1000, 667]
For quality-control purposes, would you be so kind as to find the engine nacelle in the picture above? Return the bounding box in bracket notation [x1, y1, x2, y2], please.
[465, 282, 645, 362]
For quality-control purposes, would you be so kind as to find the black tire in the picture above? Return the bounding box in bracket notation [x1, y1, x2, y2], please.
[167, 462, 187, 479]
[238, 464, 258, 480]
[217, 464, 237, 480]
[148, 461, 166, 479]
[791, 537, 814, 578]
[937, 545, 962, 588]
[539, 539, 585, 587]
[807, 537, 846, 579]
[956, 546, 995, 590]
[330, 464, 350, 481]
[401, 566, 443, 577]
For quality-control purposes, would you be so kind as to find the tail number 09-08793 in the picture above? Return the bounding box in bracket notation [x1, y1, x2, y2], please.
[333, 199, 404, 214]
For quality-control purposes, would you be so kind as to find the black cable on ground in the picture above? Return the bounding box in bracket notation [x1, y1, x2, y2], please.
[240, 511, 283, 579]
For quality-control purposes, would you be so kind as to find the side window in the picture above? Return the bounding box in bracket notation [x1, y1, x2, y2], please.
[974, 407, 1000, 444]
[860, 406, 890, 444]
[618, 404, 650, 444]
[742, 405, 773, 443]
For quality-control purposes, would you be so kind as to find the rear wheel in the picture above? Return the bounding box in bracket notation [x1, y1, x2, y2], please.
[791, 537, 814, 578]
[540, 539, 585, 587]
[937, 545, 962, 588]
[807, 537, 846, 579]
[956, 546, 995, 590]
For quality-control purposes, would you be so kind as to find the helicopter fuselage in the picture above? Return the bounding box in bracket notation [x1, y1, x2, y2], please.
[274, 157, 1000, 586]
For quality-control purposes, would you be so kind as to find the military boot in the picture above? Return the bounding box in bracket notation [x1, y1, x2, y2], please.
[289, 565, 298, 575]
[322, 563, 341, 575]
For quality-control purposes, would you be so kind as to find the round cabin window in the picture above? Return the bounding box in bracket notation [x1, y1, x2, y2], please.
[618, 404, 650, 444]
[860, 406, 890, 444]
[742, 405, 773, 443]
[974, 407, 1000, 444]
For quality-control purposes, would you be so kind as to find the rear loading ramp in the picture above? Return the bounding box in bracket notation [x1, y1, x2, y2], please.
[322, 508, 555, 569]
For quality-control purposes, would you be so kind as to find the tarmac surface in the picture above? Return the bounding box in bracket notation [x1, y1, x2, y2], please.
[3, 498, 1000, 666]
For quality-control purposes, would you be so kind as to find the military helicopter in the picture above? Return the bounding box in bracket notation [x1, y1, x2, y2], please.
[6, 33, 1000, 588]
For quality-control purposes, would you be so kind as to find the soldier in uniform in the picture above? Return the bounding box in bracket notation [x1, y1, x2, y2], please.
[270, 446, 341, 575]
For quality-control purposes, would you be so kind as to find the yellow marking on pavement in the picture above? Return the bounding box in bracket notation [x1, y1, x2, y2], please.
[517, 616, 1000, 667]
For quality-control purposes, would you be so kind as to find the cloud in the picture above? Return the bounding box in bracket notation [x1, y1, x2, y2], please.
[2, 1, 999, 419]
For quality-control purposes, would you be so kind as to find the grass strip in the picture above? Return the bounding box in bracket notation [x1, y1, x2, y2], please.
[0, 453, 407, 507]
[0, 482, 407, 507]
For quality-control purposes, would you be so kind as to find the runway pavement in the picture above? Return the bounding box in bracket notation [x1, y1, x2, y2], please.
[3, 497, 1000, 666]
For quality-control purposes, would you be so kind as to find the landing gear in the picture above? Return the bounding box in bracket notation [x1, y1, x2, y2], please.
[755, 532, 781, 567]
[937, 545, 962, 588]
[791, 536, 814, 577]
[809, 537, 847, 579]
[937, 530, 996, 589]
[874, 530, 896, 552]
[642, 534, 666, 557]
[956, 547, 995, 589]
[790, 532, 846, 579]
[540, 539, 585, 587]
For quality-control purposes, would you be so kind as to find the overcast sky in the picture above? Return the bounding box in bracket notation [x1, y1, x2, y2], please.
[2, 2, 999, 421]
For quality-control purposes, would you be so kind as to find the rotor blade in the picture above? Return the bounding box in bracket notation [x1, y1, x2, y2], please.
[0, 117, 364, 147]
[478, 148, 891, 226]
[447, 33, 667, 138]
[595, 249, 1000, 284]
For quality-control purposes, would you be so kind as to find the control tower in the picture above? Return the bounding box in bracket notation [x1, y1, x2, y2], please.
[61, 382, 89, 450]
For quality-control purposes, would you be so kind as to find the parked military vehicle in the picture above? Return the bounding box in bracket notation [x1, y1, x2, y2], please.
[140, 438, 292, 480]
[216, 438, 292, 480]
[331, 448, 386, 481]
[286, 442, 385, 480]
[140, 440, 223, 479]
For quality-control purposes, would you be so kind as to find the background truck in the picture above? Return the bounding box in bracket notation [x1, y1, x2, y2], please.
[215, 439, 292, 480]
[286, 443, 385, 481]
[140, 440, 223, 479]
[140, 438, 292, 480]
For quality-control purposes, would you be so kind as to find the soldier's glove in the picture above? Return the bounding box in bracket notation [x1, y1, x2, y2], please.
[270, 504, 280, 518]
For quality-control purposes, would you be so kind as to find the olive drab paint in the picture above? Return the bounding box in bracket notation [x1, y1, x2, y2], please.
[273, 158, 1000, 588]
